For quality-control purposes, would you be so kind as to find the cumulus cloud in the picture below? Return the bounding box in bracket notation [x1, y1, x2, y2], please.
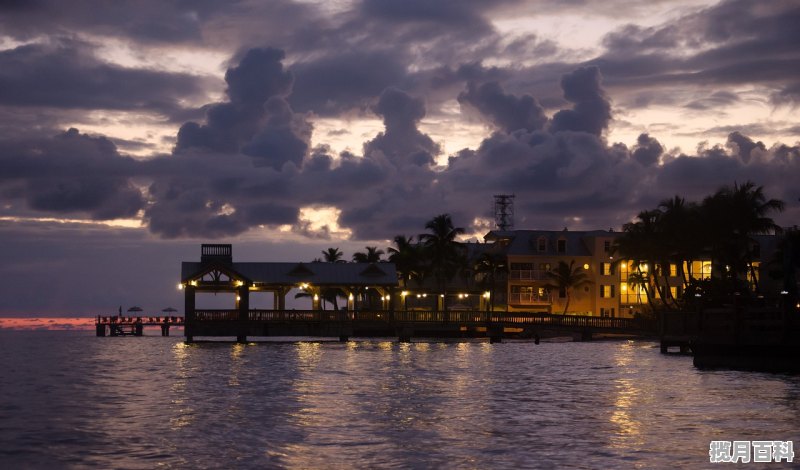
[0, 128, 145, 220]
[549, 66, 612, 136]
[363, 87, 440, 168]
[8, 51, 797, 242]
[174, 47, 303, 162]
[457, 81, 547, 133]
[289, 51, 410, 116]
[631, 133, 663, 167]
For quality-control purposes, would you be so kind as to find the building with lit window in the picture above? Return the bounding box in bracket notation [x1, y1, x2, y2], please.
[482, 229, 780, 318]
[484, 229, 621, 316]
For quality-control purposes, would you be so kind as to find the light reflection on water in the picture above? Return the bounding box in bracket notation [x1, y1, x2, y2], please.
[1, 331, 799, 468]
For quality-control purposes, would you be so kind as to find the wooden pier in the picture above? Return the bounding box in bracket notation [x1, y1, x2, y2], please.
[173, 244, 658, 343]
[95, 316, 184, 337]
[182, 309, 656, 343]
[94, 309, 656, 342]
[660, 307, 800, 371]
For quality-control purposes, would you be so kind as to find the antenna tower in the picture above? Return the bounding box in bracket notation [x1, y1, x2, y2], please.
[493, 194, 515, 230]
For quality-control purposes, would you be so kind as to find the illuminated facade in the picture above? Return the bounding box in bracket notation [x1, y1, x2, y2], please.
[483, 230, 777, 318]
[485, 230, 621, 316]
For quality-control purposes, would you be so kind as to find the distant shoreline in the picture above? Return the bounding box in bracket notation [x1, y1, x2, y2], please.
[0, 317, 177, 331]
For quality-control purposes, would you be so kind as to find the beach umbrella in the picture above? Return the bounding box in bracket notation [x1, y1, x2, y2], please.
[127, 306, 143, 313]
[162, 307, 178, 313]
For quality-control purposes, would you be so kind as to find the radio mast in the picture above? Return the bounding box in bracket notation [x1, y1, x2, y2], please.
[493, 194, 515, 231]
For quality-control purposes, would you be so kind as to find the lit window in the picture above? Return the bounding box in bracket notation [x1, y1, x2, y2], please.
[669, 264, 677, 277]
[539, 263, 551, 272]
[601, 262, 612, 276]
[600, 285, 615, 298]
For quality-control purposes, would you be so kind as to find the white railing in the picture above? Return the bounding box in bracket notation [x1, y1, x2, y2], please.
[509, 293, 551, 305]
[509, 270, 549, 280]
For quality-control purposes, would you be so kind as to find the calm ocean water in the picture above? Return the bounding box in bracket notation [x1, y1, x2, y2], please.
[1, 330, 798, 469]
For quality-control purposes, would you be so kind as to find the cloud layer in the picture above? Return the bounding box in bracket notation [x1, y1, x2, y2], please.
[0, 0, 797, 243]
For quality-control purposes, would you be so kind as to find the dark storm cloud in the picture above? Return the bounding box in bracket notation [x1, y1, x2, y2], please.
[25, 56, 790, 240]
[0, 128, 145, 219]
[0, 40, 205, 115]
[289, 51, 410, 115]
[242, 97, 312, 170]
[631, 133, 663, 167]
[361, 0, 495, 30]
[549, 67, 612, 136]
[592, 0, 800, 107]
[726, 131, 765, 164]
[457, 81, 548, 133]
[1, 0, 798, 242]
[175, 47, 311, 171]
[0, 0, 226, 43]
[363, 87, 440, 168]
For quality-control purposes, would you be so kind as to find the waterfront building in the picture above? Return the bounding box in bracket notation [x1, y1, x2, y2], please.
[479, 229, 781, 318]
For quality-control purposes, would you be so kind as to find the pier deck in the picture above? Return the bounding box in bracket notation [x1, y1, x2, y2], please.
[95, 310, 656, 341]
[95, 316, 184, 337]
[186, 309, 655, 342]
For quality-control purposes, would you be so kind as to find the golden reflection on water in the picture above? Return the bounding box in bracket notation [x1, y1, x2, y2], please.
[609, 342, 644, 448]
[170, 341, 196, 430]
[297, 341, 322, 366]
[228, 343, 246, 387]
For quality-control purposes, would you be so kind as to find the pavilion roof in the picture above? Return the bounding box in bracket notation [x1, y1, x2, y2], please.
[182, 261, 398, 287]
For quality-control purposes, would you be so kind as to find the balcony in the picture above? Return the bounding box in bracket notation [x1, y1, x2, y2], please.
[509, 293, 552, 305]
[509, 269, 549, 281]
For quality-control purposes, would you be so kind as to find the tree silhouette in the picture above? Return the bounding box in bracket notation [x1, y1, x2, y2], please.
[321, 247, 344, 263]
[352, 246, 384, 263]
[319, 247, 345, 310]
[419, 214, 466, 311]
[703, 181, 784, 292]
[544, 260, 592, 315]
[387, 235, 422, 289]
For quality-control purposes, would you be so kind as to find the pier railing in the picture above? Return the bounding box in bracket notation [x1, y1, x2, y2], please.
[188, 309, 656, 332]
[96, 315, 184, 325]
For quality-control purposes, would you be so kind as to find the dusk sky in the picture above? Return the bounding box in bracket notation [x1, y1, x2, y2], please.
[0, 0, 798, 316]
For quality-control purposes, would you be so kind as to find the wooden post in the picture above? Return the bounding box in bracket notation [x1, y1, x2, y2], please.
[489, 324, 503, 343]
[277, 287, 287, 310]
[398, 326, 413, 343]
[185, 285, 195, 343]
[237, 284, 249, 344]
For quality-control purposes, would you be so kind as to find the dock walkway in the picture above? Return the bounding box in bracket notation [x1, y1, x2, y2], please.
[95, 316, 184, 337]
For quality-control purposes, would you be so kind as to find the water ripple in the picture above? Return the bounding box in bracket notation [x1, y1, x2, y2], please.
[1, 331, 799, 468]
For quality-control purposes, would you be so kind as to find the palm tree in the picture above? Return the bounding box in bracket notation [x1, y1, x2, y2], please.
[352, 246, 384, 263]
[615, 209, 670, 309]
[321, 247, 344, 263]
[351, 246, 385, 309]
[544, 260, 592, 315]
[419, 214, 466, 311]
[474, 251, 507, 312]
[320, 247, 345, 310]
[658, 195, 703, 302]
[702, 181, 784, 292]
[387, 235, 422, 289]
